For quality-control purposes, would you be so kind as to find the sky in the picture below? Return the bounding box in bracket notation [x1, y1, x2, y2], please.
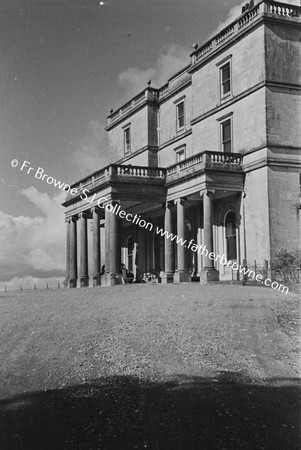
[0, 0, 298, 286]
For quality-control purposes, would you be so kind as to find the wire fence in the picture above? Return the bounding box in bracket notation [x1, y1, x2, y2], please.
[1, 280, 68, 293]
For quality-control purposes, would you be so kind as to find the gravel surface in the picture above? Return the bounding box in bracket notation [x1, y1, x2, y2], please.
[0, 284, 300, 449]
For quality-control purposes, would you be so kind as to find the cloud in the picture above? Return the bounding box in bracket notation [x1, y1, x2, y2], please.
[0, 187, 66, 281]
[71, 120, 109, 174]
[118, 44, 190, 100]
[209, 2, 245, 37]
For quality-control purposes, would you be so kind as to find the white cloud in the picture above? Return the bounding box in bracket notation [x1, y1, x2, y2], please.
[0, 187, 66, 280]
[71, 120, 109, 174]
[118, 44, 189, 100]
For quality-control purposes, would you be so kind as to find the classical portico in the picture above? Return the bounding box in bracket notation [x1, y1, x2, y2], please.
[63, 151, 244, 287]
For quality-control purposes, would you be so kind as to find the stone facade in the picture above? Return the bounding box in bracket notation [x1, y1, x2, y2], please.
[63, 0, 301, 287]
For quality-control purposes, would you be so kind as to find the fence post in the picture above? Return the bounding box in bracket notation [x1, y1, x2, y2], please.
[4, 285, 7, 292]
[34, 283, 36, 291]
[20, 284, 22, 291]
[58, 281, 60, 289]
[46, 283, 49, 290]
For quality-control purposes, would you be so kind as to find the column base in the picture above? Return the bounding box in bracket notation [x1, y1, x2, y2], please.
[80, 277, 89, 287]
[92, 275, 101, 287]
[69, 278, 77, 288]
[174, 270, 191, 283]
[102, 273, 124, 287]
[161, 272, 174, 283]
[199, 269, 219, 284]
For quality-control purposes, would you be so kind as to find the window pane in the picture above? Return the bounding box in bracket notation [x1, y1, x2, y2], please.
[225, 211, 237, 260]
[223, 80, 231, 95]
[221, 62, 231, 95]
[176, 150, 185, 162]
[225, 211, 236, 237]
[177, 102, 184, 129]
[222, 64, 230, 82]
[124, 128, 131, 152]
[223, 141, 231, 153]
[227, 236, 237, 261]
[221, 120, 231, 152]
[222, 121, 231, 141]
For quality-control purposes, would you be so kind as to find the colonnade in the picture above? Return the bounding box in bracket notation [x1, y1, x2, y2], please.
[163, 189, 218, 283]
[66, 203, 120, 288]
[65, 190, 218, 287]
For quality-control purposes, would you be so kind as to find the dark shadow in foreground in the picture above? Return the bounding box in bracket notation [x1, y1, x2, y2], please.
[0, 372, 300, 449]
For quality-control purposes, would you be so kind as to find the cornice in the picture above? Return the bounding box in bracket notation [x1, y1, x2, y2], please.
[191, 81, 265, 126]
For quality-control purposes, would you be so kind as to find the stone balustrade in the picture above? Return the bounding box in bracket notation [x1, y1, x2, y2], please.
[107, 89, 156, 127]
[166, 151, 242, 182]
[66, 151, 243, 200]
[208, 151, 242, 165]
[191, 1, 300, 66]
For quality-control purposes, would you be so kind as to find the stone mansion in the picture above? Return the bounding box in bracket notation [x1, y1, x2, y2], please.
[63, 0, 300, 287]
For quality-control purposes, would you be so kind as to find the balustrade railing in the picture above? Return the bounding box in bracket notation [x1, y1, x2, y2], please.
[215, 25, 235, 45]
[208, 151, 242, 165]
[191, 1, 300, 66]
[194, 42, 213, 62]
[166, 151, 242, 180]
[115, 165, 165, 178]
[238, 4, 260, 28]
[66, 151, 243, 199]
[267, 1, 300, 17]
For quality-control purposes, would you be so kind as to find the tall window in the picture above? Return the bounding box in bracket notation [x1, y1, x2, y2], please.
[225, 211, 237, 261]
[124, 126, 131, 153]
[176, 101, 185, 131]
[220, 61, 231, 97]
[221, 119, 232, 152]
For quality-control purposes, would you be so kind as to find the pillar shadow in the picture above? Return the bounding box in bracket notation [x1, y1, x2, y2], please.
[0, 372, 300, 449]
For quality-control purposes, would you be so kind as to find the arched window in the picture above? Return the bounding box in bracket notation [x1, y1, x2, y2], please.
[127, 236, 134, 272]
[225, 211, 237, 261]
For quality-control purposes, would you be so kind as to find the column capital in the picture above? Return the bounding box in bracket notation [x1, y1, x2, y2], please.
[79, 211, 89, 219]
[91, 206, 101, 215]
[200, 189, 215, 198]
[174, 197, 187, 206]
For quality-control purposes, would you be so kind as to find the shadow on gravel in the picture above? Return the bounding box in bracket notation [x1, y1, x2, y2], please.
[0, 372, 300, 450]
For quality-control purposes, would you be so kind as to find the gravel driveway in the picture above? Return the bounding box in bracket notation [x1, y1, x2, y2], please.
[0, 284, 299, 449]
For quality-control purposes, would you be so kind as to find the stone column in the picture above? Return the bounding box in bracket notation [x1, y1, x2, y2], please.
[200, 190, 219, 283]
[146, 230, 152, 273]
[196, 206, 203, 276]
[105, 202, 120, 285]
[92, 207, 101, 286]
[162, 202, 174, 283]
[137, 227, 146, 281]
[174, 199, 190, 283]
[69, 216, 77, 288]
[65, 219, 71, 285]
[109, 203, 119, 275]
[79, 212, 89, 287]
